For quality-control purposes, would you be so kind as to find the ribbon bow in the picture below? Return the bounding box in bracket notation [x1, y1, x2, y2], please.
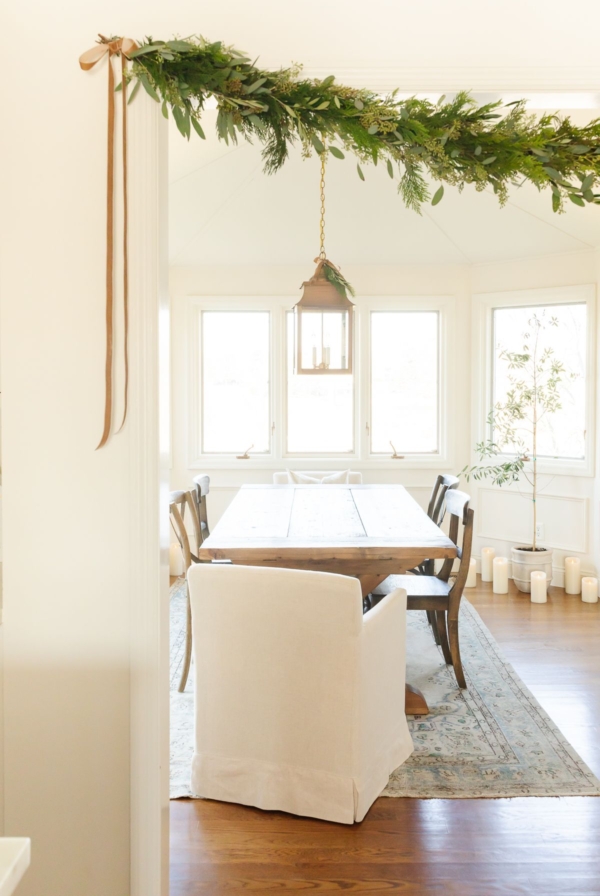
[80, 35, 138, 448]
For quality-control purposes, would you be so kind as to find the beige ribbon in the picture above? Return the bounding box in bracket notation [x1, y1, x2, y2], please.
[80, 36, 138, 448]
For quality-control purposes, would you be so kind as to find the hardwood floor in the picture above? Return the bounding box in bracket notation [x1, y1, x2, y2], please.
[170, 579, 600, 894]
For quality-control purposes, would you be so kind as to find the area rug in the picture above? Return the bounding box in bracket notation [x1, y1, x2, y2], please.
[170, 577, 600, 799]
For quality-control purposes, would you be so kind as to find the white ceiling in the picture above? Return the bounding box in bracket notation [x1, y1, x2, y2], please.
[169, 105, 600, 267]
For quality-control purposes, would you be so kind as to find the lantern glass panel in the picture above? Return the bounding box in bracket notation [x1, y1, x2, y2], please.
[296, 308, 351, 373]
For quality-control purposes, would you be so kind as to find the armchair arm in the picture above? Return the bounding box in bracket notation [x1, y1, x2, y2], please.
[358, 588, 410, 776]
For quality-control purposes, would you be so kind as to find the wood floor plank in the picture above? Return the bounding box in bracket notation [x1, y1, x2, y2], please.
[171, 579, 600, 895]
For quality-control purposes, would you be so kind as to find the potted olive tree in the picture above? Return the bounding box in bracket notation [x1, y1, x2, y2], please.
[463, 312, 576, 592]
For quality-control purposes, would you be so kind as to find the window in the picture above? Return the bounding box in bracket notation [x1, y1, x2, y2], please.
[200, 311, 270, 454]
[189, 296, 452, 466]
[370, 312, 439, 454]
[492, 303, 587, 460]
[286, 314, 354, 453]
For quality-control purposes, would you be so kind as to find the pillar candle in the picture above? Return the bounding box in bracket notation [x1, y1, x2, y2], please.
[530, 571, 547, 603]
[493, 557, 509, 594]
[581, 577, 598, 604]
[564, 557, 581, 594]
[466, 558, 477, 588]
[481, 547, 495, 582]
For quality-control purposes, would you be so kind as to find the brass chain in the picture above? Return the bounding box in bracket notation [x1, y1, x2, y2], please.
[319, 152, 326, 259]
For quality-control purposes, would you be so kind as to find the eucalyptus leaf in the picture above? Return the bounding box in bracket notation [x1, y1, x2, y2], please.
[138, 73, 159, 102]
[386, 159, 394, 178]
[354, 98, 364, 111]
[329, 146, 345, 159]
[357, 163, 365, 181]
[127, 78, 142, 105]
[482, 155, 497, 165]
[311, 135, 325, 154]
[367, 125, 378, 135]
[581, 173, 595, 192]
[161, 100, 169, 119]
[191, 116, 205, 139]
[431, 184, 444, 206]
[320, 75, 335, 88]
[569, 193, 585, 206]
[569, 145, 589, 154]
[552, 191, 560, 213]
[333, 95, 341, 109]
[245, 77, 268, 94]
[172, 105, 188, 138]
[474, 145, 482, 155]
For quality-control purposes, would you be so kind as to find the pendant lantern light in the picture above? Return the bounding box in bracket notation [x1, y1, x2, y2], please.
[294, 153, 355, 374]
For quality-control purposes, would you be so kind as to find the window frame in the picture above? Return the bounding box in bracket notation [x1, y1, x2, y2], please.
[186, 294, 455, 470]
[473, 284, 596, 478]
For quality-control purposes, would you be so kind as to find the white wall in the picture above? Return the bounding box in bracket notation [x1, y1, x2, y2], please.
[1, 5, 168, 895]
[169, 263, 472, 524]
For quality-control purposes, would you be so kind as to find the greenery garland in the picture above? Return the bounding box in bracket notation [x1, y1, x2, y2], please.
[120, 35, 600, 214]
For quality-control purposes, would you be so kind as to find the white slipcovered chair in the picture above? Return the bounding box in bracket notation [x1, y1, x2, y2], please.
[187, 563, 413, 824]
[273, 470, 363, 484]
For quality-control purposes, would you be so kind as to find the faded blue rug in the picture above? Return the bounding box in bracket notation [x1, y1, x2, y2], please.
[169, 578, 600, 799]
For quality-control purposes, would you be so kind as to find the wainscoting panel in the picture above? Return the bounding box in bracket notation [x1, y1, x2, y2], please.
[478, 487, 588, 555]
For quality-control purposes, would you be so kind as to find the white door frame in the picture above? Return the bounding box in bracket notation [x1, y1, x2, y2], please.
[127, 94, 170, 896]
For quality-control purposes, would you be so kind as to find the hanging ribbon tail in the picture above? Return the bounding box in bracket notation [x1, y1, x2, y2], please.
[115, 52, 129, 434]
[80, 36, 138, 448]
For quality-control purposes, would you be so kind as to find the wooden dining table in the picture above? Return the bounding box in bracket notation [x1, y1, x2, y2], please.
[198, 483, 457, 714]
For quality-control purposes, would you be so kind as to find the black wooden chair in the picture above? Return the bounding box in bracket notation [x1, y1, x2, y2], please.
[418, 473, 460, 575]
[374, 489, 474, 690]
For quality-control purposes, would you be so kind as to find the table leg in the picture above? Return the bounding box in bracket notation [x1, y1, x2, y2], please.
[357, 574, 430, 717]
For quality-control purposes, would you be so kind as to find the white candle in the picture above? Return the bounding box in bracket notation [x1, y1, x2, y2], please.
[493, 557, 509, 594]
[481, 547, 495, 582]
[530, 571, 547, 603]
[581, 577, 598, 604]
[466, 558, 477, 588]
[564, 557, 581, 594]
[312, 345, 317, 368]
[324, 346, 330, 367]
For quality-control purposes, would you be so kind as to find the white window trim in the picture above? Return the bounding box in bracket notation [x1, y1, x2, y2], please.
[185, 294, 456, 470]
[472, 284, 596, 479]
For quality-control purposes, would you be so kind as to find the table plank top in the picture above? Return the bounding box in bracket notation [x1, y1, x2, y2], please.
[198, 484, 456, 565]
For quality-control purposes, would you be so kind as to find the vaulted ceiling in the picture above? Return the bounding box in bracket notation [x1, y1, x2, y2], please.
[169, 104, 600, 267]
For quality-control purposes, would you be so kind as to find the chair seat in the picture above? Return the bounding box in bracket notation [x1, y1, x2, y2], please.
[374, 574, 452, 599]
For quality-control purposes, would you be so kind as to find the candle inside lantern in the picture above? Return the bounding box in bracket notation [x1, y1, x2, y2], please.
[564, 557, 581, 594]
[582, 577, 598, 604]
[530, 571, 547, 603]
[312, 346, 317, 368]
[323, 346, 330, 367]
[481, 547, 495, 582]
[493, 557, 509, 594]
[466, 558, 477, 588]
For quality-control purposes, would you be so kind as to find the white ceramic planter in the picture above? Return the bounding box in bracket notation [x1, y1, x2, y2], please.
[511, 546, 553, 593]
